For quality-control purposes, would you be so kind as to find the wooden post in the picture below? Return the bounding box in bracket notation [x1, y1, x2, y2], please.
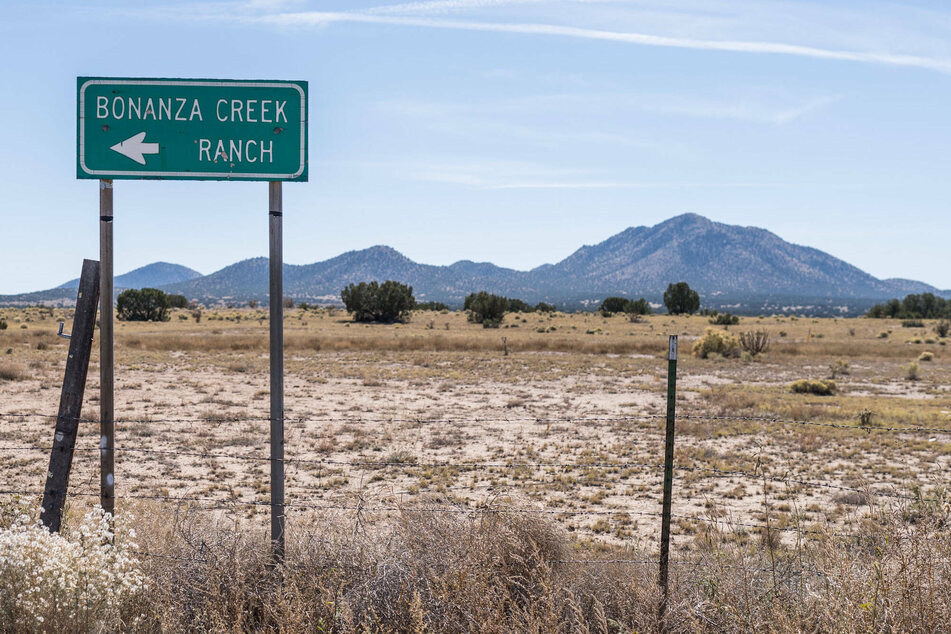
[269, 181, 285, 562]
[659, 335, 678, 620]
[40, 259, 101, 532]
[99, 180, 115, 516]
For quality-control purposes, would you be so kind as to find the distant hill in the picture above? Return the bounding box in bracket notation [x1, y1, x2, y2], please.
[159, 214, 951, 315]
[59, 262, 202, 290]
[4, 215, 950, 315]
[0, 262, 201, 307]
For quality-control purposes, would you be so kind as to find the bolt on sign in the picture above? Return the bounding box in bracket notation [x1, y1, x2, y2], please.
[77, 77, 308, 181]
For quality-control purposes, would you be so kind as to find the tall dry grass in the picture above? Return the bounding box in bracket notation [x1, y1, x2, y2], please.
[103, 497, 951, 632]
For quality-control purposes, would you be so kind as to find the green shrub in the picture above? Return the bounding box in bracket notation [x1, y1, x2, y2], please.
[628, 298, 651, 315]
[664, 282, 700, 315]
[710, 313, 740, 326]
[117, 288, 170, 322]
[599, 297, 630, 314]
[465, 291, 508, 328]
[790, 379, 836, 395]
[534, 302, 557, 313]
[919, 351, 934, 362]
[902, 319, 925, 328]
[167, 294, 188, 309]
[341, 281, 415, 323]
[693, 328, 740, 359]
[935, 320, 950, 338]
[0, 319, 6, 330]
[506, 298, 533, 313]
[415, 301, 449, 312]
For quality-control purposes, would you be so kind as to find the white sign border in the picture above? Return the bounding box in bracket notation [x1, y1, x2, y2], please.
[78, 79, 306, 180]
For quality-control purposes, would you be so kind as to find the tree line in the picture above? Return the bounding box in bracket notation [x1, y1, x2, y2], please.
[867, 293, 951, 320]
[109, 281, 707, 324]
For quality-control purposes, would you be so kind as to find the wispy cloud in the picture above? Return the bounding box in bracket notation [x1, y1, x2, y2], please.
[253, 11, 951, 74]
[369, 158, 800, 190]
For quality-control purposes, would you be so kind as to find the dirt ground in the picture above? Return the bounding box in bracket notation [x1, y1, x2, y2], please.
[1, 306, 950, 556]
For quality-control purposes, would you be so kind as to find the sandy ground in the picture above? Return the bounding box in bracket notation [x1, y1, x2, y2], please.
[2, 309, 950, 554]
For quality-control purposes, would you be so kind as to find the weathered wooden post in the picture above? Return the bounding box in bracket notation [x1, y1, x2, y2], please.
[40, 259, 100, 532]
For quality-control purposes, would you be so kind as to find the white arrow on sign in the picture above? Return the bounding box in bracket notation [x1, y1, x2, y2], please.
[109, 132, 159, 165]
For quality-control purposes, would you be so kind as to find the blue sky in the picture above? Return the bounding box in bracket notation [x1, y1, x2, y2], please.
[2, 0, 951, 293]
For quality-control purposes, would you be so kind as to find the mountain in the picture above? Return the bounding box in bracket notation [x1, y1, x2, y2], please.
[4, 215, 949, 315]
[59, 262, 202, 290]
[0, 262, 202, 307]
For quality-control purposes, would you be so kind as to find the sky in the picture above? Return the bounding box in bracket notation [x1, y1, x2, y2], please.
[2, 0, 951, 293]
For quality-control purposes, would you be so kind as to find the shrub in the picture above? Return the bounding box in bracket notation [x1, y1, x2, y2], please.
[248, 299, 259, 309]
[919, 351, 934, 362]
[599, 297, 630, 314]
[902, 319, 925, 328]
[116, 288, 170, 322]
[415, 301, 449, 312]
[693, 328, 740, 359]
[790, 379, 837, 395]
[664, 282, 700, 315]
[341, 281, 415, 323]
[739, 330, 770, 355]
[506, 298, 533, 313]
[0, 319, 6, 330]
[829, 359, 850, 379]
[710, 313, 740, 326]
[905, 361, 921, 381]
[534, 302, 557, 313]
[167, 294, 188, 309]
[0, 362, 27, 381]
[465, 291, 508, 328]
[628, 298, 651, 315]
[0, 505, 146, 631]
[282, 297, 295, 309]
[936, 320, 950, 338]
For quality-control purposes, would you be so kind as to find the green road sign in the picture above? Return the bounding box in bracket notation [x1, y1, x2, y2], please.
[77, 77, 307, 181]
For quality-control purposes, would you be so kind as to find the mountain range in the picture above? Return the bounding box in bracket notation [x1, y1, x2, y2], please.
[3, 214, 948, 315]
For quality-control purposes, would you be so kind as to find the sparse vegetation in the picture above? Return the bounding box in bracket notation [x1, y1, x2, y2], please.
[2, 307, 951, 632]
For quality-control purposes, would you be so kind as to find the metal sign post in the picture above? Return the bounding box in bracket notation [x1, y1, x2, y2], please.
[77, 77, 307, 561]
[100, 181, 115, 516]
[269, 181, 285, 561]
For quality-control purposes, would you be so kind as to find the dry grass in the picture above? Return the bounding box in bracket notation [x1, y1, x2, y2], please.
[27, 496, 946, 632]
[0, 361, 27, 381]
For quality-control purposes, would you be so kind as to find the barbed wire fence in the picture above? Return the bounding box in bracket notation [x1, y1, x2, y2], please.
[1, 340, 948, 584]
